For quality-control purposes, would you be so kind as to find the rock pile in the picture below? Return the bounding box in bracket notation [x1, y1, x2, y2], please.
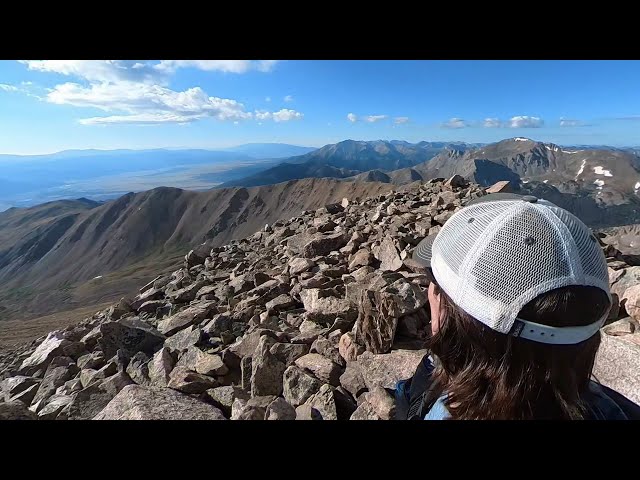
[1, 178, 639, 419]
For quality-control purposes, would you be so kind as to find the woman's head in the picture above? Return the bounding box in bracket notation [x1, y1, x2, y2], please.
[427, 283, 610, 419]
[414, 193, 613, 419]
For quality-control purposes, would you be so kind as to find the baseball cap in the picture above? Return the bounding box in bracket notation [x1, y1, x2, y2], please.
[413, 193, 612, 345]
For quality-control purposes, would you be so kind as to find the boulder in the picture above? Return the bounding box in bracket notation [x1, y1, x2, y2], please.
[350, 401, 381, 420]
[299, 288, 357, 323]
[37, 394, 75, 420]
[157, 302, 216, 336]
[289, 258, 316, 276]
[301, 384, 338, 420]
[167, 367, 217, 394]
[77, 351, 105, 370]
[125, 352, 151, 386]
[357, 349, 428, 390]
[1, 376, 40, 402]
[354, 289, 402, 354]
[302, 233, 349, 258]
[622, 284, 640, 321]
[594, 325, 640, 404]
[265, 397, 296, 420]
[282, 365, 323, 407]
[339, 363, 367, 399]
[98, 319, 165, 358]
[269, 342, 310, 366]
[148, 347, 175, 387]
[372, 237, 403, 272]
[486, 180, 512, 194]
[362, 386, 396, 420]
[164, 325, 202, 353]
[19, 332, 69, 373]
[294, 353, 343, 386]
[205, 386, 250, 416]
[64, 372, 134, 420]
[251, 336, 286, 397]
[94, 385, 226, 420]
[338, 332, 364, 362]
[32, 357, 79, 406]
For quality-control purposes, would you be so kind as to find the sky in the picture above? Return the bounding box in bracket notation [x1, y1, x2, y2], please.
[1, 60, 640, 155]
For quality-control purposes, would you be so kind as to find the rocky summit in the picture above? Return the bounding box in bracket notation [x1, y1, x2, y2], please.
[1, 178, 639, 420]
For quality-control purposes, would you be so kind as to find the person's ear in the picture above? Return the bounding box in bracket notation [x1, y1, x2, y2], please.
[429, 282, 443, 335]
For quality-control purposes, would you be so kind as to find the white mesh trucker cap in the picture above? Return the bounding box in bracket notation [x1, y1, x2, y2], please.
[413, 193, 612, 345]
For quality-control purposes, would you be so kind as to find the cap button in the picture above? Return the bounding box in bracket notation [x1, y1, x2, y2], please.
[522, 195, 538, 203]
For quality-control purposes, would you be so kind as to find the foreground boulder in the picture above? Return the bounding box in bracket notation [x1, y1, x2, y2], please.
[94, 385, 227, 420]
[99, 319, 165, 358]
[0, 401, 38, 420]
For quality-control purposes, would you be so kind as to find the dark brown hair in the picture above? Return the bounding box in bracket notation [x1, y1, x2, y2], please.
[427, 285, 611, 420]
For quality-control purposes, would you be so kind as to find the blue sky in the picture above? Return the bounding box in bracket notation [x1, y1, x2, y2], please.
[1, 60, 639, 154]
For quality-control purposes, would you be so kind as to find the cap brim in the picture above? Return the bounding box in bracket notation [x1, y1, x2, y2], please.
[412, 233, 437, 267]
[464, 192, 525, 207]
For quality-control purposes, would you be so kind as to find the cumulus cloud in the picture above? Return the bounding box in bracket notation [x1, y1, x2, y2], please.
[347, 113, 358, 123]
[483, 117, 501, 128]
[284, 95, 294, 103]
[442, 118, 467, 129]
[508, 115, 543, 128]
[272, 109, 303, 122]
[559, 117, 588, 127]
[394, 116, 410, 124]
[17, 60, 298, 126]
[364, 115, 388, 123]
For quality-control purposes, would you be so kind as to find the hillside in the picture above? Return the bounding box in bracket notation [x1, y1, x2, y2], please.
[0, 178, 395, 323]
[0, 178, 637, 420]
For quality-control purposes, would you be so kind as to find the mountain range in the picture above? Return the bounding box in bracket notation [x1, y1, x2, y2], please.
[1, 137, 640, 338]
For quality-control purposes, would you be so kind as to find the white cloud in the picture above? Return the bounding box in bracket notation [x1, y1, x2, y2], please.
[347, 113, 358, 123]
[483, 117, 501, 128]
[272, 109, 303, 122]
[284, 95, 294, 103]
[18, 60, 297, 127]
[394, 116, 410, 124]
[265, 96, 271, 102]
[559, 117, 587, 127]
[508, 115, 544, 128]
[0, 83, 18, 92]
[364, 115, 388, 123]
[442, 118, 467, 129]
[20, 60, 165, 84]
[155, 60, 278, 74]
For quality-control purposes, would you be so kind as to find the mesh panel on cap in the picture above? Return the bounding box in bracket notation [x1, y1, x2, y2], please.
[434, 201, 516, 275]
[430, 199, 611, 335]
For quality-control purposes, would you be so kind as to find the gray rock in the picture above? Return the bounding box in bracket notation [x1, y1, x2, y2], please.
[349, 401, 381, 420]
[77, 351, 105, 370]
[282, 365, 323, 407]
[157, 301, 216, 336]
[269, 342, 310, 366]
[266, 294, 297, 312]
[125, 352, 151, 386]
[62, 342, 87, 360]
[348, 248, 374, 271]
[131, 288, 165, 311]
[98, 319, 165, 358]
[195, 353, 228, 377]
[302, 233, 349, 258]
[299, 288, 357, 324]
[611, 266, 640, 298]
[19, 332, 70, 372]
[80, 361, 117, 389]
[357, 349, 428, 390]
[64, 372, 134, 420]
[148, 347, 175, 387]
[8, 383, 40, 405]
[289, 258, 316, 276]
[205, 386, 250, 415]
[241, 356, 252, 391]
[251, 336, 286, 397]
[363, 386, 396, 420]
[0, 400, 38, 420]
[202, 314, 232, 337]
[372, 237, 403, 272]
[94, 385, 226, 420]
[167, 280, 207, 303]
[265, 397, 296, 420]
[301, 384, 338, 420]
[32, 357, 79, 406]
[167, 367, 217, 394]
[231, 395, 277, 420]
[295, 404, 323, 420]
[1, 376, 40, 402]
[594, 328, 640, 404]
[37, 394, 75, 420]
[138, 300, 167, 314]
[294, 353, 343, 386]
[164, 325, 202, 353]
[339, 363, 368, 399]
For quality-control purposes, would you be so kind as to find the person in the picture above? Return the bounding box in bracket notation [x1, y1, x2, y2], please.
[395, 192, 639, 420]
